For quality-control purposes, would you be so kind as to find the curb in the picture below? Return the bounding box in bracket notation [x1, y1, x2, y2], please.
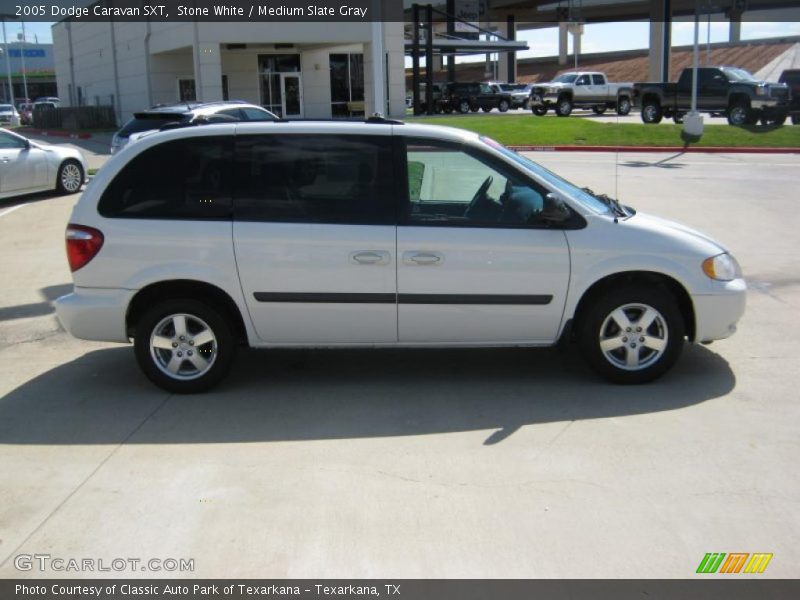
[508, 144, 800, 154]
[17, 128, 92, 140]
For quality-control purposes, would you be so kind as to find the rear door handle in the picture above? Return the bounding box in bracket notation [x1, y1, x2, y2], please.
[350, 250, 390, 266]
[403, 251, 444, 266]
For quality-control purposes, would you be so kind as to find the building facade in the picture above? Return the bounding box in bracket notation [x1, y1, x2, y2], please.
[0, 42, 58, 103]
[51, 21, 406, 124]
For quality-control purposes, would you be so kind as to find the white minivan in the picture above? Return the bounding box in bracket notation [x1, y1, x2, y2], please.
[55, 119, 745, 392]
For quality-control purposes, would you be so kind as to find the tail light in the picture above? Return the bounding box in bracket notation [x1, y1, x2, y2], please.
[66, 224, 104, 272]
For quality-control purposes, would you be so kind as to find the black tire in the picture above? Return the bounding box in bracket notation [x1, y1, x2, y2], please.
[470, 105, 480, 113]
[641, 100, 663, 124]
[673, 112, 685, 124]
[792, 114, 799, 125]
[56, 159, 84, 195]
[555, 96, 573, 117]
[727, 102, 752, 126]
[481, 106, 492, 113]
[578, 285, 685, 384]
[134, 299, 236, 393]
[458, 100, 471, 114]
[616, 97, 632, 116]
[592, 105, 607, 115]
[498, 100, 510, 113]
[443, 105, 454, 114]
[532, 106, 547, 116]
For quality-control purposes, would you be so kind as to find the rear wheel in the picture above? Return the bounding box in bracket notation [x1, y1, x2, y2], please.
[458, 100, 471, 114]
[592, 105, 607, 115]
[470, 105, 480, 113]
[498, 100, 510, 113]
[792, 114, 799, 125]
[481, 107, 492, 113]
[673, 112, 685, 124]
[134, 299, 236, 393]
[578, 285, 685, 384]
[616, 97, 632, 115]
[532, 106, 547, 116]
[641, 100, 663, 124]
[555, 97, 573, 117]
[56, 160, 84, 195]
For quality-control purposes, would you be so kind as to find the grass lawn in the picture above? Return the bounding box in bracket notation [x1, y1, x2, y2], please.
[406, 115, 800, 148]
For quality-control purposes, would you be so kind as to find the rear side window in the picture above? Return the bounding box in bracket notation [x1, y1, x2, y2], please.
[98, 137, 232, 220]
[233, 134, 395, 225]
[592, 74, 606, 85]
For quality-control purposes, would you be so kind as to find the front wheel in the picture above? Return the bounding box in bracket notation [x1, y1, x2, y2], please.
[641, 101, 663, 124]
[592, 105, 607, 115]
[134, 299, 236, 393]
[727, 103, 752, 126]
[498, 100, 510, 113]
[458, 100, 471, 114]
[673, 112, 685, 124]
[578, 285, 685, 384]
[56, 160, 84, 195]
[616, 98, 632, 115]
[532, 106, 547, 116]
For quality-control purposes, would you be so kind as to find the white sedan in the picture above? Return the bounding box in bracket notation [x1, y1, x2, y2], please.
[0, 128, 88, 200]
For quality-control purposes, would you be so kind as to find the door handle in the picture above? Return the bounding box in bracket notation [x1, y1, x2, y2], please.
[403, 251, 444, 266]
[350, 250, 390, 266]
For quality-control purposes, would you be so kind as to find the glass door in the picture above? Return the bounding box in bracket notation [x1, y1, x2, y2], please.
[281, 74, 303, 118]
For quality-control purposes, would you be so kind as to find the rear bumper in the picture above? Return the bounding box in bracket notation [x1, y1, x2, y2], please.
[692, 278, 747, 343]
[55, 287, 134, 343]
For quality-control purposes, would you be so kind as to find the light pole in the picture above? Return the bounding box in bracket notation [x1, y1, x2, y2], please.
[683, 5, 704, 137]
[0, 16, 14, 104]
[20, 21, 29, 102]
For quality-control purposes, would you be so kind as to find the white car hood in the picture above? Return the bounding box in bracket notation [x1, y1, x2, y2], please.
[626, 211, 728, 255]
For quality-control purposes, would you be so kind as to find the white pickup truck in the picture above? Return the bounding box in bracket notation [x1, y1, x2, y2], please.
[530, 72, 634, 117]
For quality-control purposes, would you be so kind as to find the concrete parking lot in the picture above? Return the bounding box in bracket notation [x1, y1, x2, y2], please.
[0, 144, 798, 578]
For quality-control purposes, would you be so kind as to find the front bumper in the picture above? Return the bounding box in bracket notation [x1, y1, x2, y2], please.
[692, 278, 747, 343]
[531, 93, 560, 108]
[55, 287, 135, 343]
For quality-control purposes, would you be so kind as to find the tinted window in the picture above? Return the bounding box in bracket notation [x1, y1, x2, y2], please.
[118, 113, 188, 137]
[592, 74, 606, 85]
[217, 108, 244, 120]
[404, 138, 547, 227]
[576, 75, 591, 85]
[98, 137, 232, 219]
[0, 132, 26, 149]
[234, 134, 395, 225]
[241, 107, 275, 121]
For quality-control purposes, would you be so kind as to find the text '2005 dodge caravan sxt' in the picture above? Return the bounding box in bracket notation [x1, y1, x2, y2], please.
[55, 119, 745, 393]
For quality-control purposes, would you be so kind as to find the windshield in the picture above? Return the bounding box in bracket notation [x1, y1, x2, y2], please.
[479, 136, 612, 215]
[551, 73, 578, 84]
[721, 67, 759, 83]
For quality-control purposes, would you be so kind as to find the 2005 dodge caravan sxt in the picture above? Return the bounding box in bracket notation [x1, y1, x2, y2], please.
[55, 120, 746, 392]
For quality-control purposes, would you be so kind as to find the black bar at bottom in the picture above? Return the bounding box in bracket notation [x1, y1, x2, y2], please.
[3, 579, 799, 600]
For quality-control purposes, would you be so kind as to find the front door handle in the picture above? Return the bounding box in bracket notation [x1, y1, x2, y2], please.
[350, 250, 390, 266]
[403, 251, 444, 266]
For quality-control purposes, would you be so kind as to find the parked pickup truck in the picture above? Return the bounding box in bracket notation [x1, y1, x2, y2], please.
[777, 69, 800, 125]
[530, 72, 634, 117]
[442, 82, 513, 113]
[633, 66, 791, 126]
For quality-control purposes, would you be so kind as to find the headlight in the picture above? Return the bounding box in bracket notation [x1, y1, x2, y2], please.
[702, 253, 741, 281]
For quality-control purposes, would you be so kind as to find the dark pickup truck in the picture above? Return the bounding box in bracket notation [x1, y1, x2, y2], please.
[441, 82, 513, 114]
[633, 66, 790, 126]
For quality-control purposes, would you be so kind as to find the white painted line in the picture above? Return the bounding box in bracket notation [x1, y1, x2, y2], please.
[0, 204, 26, 218]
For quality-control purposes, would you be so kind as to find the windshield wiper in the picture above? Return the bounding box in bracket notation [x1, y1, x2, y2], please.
[582, 187, 631, 219]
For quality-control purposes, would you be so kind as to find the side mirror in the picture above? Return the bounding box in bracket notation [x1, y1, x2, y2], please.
[540, 192, 571, 224]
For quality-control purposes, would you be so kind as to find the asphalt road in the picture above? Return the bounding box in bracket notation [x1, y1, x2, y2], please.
[0, 150, 798, 578]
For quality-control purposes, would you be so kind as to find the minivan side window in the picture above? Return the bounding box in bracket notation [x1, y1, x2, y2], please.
[98, 137, 232, 219]
[233, 134, 395, 225]
[402, 138, 548, 227]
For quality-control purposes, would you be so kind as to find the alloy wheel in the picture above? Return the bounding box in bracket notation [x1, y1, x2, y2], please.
[598, 303, 668, 371]
[150, 313, 218, 381]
